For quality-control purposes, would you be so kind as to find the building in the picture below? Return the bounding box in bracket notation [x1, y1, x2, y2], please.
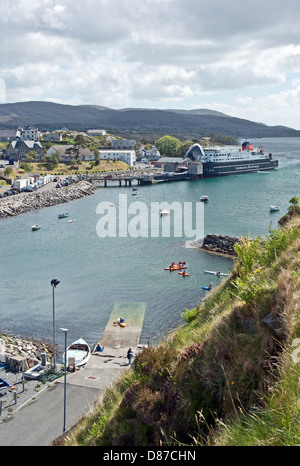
[0, 129, 19, 142]
[98, 149, 136, 166]
[18, 127, 39, 142]
[140, 145, 161, 161]
[43, 132, 63, 142]
[47, 145, 95, 162]
[5, 140, 43, 160]
[87, 129, 107, 136]
[111, 139, 136, 150]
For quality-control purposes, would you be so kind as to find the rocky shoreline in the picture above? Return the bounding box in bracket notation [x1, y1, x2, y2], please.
[0, 180, 97, 219]
[0, 333, 53, 372]
[193, 234, 241, 256]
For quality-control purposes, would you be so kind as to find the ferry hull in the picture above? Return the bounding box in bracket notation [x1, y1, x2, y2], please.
[202, 159, 278, 177]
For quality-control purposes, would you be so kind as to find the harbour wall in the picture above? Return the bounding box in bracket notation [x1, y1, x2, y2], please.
[0, 181, 97, 219]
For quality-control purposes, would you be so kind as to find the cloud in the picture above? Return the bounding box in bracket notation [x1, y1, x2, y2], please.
[0, 0, 300, 127]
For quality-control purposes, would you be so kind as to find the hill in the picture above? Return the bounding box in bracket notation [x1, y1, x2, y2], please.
[56, 205, 300, 446]
[0, 101, 299, 138]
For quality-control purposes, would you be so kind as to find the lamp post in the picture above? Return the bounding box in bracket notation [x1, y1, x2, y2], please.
[50, 279, 60, 369]
[58, 327, 68, 433]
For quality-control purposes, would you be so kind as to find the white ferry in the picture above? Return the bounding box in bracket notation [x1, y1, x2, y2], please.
[184, 140, 278, 177]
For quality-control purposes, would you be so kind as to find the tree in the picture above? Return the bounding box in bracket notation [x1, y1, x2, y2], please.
[155, 135, 182, 157]
[288, 196, 300, 211]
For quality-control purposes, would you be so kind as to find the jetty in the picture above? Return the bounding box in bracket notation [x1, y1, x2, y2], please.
[0, 302, 146, 446]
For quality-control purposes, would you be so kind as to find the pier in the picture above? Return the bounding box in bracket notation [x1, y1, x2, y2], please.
[90, 163, 203, 187]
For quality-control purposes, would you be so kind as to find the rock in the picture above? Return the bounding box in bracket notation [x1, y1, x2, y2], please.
[262, 311, 284, 337]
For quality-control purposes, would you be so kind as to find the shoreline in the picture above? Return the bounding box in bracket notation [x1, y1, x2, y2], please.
[0, 180, 97, 219]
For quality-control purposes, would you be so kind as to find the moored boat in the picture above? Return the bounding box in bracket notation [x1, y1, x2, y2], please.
[0, 377, 11, 396]
[63, 338, 91, 367]
[24, 363, 48, 380]
[32, 225, 41, 231]
[185, 139, 278, 177]
[58, 213, 69, 218]
[200, 195, 209, 202]
[270, 206, 280, 212]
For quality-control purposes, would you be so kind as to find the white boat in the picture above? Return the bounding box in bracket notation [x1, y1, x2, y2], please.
[204, 270, 229, 276]
[24, 363, 47, 380]
[160, 209, 169, 216]
[200, 195, 209, 202]
[270, 206, 280, 212]
[63, 338, 91, 368]
[68, 219, 76, 223]
[132, 191, 138, 195]
[32, 225, 41, 231]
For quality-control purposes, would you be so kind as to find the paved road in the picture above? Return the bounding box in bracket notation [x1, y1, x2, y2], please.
[0, 302, 146, 446]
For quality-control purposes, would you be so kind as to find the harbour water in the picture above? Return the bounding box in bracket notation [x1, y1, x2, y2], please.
[1, 137, 299, 352]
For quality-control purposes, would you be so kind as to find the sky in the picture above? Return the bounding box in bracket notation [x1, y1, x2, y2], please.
[0, 0, 300, 129]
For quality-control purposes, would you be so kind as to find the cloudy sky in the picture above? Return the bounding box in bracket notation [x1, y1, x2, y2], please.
[0, 0, 300, 128]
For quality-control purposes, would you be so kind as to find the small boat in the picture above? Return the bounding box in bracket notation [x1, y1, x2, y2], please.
[117, 317, 126, 328]
[270, 206, 280, 212]
[32, 225, 41, 231]
[58, 213, 69, 218]
[63, 338, 91, 368]
[165, 266, 179, 271]
[132, 191, 138, 195]
[132, 187, 140, 191]
[204, 270, 229, 276]
[200, 195, 209, 202]
[67, 219, 76, 223]
[160, 209, 169, 216]
[178, 271, 189, 276]
[165, 263, 187, 270]
[24, 363, 47, 380]
[0, 377, 11, 396]
[202, 286, 213, 290]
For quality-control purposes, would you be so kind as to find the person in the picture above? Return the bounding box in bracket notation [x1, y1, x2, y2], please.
[127, 347, 134, 366]
[216, 269, 220, 275]
[208, 283, 213, 290]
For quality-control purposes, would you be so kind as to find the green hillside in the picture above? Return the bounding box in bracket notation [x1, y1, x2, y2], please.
[57, 205, 300, 447]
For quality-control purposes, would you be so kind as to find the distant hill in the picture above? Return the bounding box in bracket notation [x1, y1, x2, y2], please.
[0, 101, 299, 138]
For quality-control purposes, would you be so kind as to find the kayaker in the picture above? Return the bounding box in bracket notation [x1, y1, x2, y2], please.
[216, 269, 220, 275]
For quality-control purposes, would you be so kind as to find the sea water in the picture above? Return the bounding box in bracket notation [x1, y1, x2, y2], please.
[0, 137, 299, 350]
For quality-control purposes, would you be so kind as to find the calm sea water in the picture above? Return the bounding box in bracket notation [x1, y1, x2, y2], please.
[0, 137, 299, 350]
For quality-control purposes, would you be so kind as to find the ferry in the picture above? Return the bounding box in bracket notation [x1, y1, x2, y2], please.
[184, 139, 278, 177]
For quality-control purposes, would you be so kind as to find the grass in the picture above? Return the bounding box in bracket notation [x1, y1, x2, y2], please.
[56, 209, 300, 447]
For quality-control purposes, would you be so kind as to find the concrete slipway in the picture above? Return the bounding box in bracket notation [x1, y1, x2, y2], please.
[0, 302, 146, 446]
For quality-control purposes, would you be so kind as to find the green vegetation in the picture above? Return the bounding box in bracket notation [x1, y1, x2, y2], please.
[56, 206, 300, 447]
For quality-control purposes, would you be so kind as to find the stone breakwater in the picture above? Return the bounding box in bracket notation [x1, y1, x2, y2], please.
[0, 333, 53, 372]
[198, 234, 241, 256]
[0, 180, 97, 219]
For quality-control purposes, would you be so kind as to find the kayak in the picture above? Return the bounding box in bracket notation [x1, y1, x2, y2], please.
[178, 272, 189, 276]
[117, 318, 126, 328]
[165, 265, 187, 270]
[204, 270, 229, 276]
[202, 286, 212, 290]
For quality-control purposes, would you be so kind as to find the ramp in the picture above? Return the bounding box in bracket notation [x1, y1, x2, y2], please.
[100, 302, 146, 349]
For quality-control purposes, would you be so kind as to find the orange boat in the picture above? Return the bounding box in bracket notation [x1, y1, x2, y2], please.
[178, 271, 189, 276]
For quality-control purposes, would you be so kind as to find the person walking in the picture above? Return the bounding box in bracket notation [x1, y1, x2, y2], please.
[127, 348, 134, 366]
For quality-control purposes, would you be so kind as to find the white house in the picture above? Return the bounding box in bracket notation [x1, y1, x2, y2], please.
[87, 129, 107, 136]
[98, 149, 136, 166]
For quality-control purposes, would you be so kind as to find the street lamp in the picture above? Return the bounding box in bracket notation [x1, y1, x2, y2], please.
[58, 327, 68, 433]
[50, 278, 60, 369]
